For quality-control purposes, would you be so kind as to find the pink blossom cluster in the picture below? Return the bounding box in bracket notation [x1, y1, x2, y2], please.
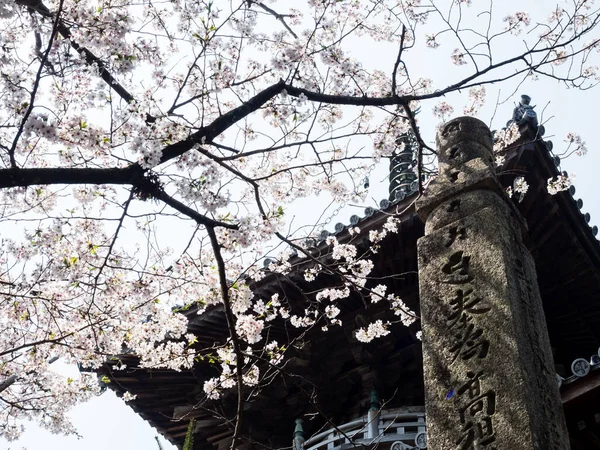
[494, 123, 521, 153]
[565, 132, 588, 156]
[503, 11, 531, 35]
[433, 101, 455, 120]
[451, 48, 467, 66]
[0, 0, 597, 438]
[355, 319, 391, 343]
[547, 174, 575, 195]
[463, 86, 486, 117]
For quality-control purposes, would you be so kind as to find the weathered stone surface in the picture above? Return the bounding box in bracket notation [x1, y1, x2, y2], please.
[438, 141, 495, 171]
[425, 190, 526, 237]
[417, 117, 569, 450]
[416, 158, 502, 222]
[418, 118, 502, 223]
[436, 117, 494, 154]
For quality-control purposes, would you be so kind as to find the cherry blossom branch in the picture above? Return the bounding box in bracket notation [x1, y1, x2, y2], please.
[206, 226, 245, 450]
[89, 191, 135, 308]
[247, 0, 298, 39]
[159, 80, 286, 164]
[0, 330, 92, 358]
[0, 356, 59, 396]
[20, 0, 155, 122]
[0, 167, 238, 230]
[0, 376, 17, 396]
[391, 25, 407, 96]
[0, 166, 145, 189]
[283, 24, 600, 104]
[53, 20, 142, 113]
[153, 190, 238, 230]
[8, 0, 64, 168]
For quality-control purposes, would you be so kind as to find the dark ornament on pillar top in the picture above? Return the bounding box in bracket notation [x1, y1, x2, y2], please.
[389, 130, 419, 201]
[508, 94, 539, 129]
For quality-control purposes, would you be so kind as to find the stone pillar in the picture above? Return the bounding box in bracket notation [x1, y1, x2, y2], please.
[416, 117, 569, 450]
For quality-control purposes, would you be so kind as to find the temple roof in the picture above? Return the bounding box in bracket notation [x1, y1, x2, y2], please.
[97, 121, 600, 449]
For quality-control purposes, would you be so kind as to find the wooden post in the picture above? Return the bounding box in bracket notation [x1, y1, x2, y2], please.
[416, 117, 569, 450]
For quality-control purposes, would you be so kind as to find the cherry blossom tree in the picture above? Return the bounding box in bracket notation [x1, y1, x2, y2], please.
[0, 0, 598, 444]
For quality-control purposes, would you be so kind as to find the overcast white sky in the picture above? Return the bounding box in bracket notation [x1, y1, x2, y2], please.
[1, 0, 599, 449]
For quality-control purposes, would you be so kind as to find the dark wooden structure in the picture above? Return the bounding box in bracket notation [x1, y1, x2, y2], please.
[98, 120, 600, 450]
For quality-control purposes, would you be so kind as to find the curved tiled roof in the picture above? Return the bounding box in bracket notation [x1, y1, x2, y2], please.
[97, 121, 600, 450]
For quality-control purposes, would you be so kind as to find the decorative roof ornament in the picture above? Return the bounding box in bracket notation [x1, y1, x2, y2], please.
[390, 441, 410, 450]
[415, 431, 427, 449]
[508, 94, 543, 135]
[263, 258, 274, 268]
[389, 131, 418, 201]
[363, 177, 370, 190]
[394, 190, 406, 202]
[571, 358, 591, 377]
[510, 94, 538, 126]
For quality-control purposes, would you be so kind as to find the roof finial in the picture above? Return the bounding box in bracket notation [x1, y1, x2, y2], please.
[509, 94, 538, 129]
[389, 132, 418, 201]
